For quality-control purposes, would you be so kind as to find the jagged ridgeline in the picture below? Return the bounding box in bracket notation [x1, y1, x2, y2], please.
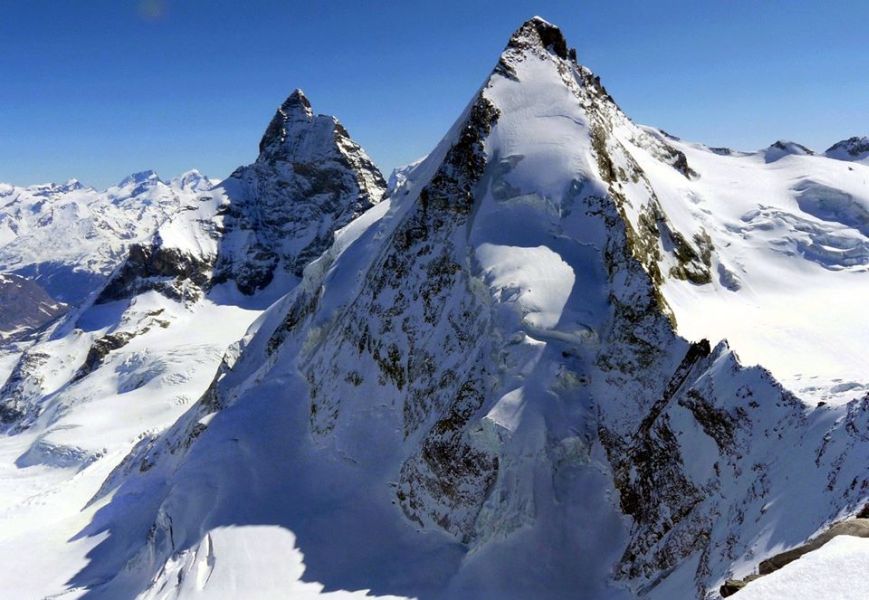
[98, 89, 385, 303]
[0, 88, 385, 429]
[0, 16, 866, 600]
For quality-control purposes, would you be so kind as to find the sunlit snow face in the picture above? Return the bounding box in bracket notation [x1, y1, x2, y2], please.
[475, 243, 574, 330]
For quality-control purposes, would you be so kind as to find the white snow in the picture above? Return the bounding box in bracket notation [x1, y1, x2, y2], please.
[0, 171, 210, 305]
[141, 526, 409, 600]
[732, 536, 869, 600]
[640, 142, 869, 404]
[475, 244, 575, 329]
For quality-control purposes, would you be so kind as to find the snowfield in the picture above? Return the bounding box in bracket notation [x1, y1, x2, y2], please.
[648, 140, 869, 405]
[0, 15, 866, 600]
[732, 536, 869, 600]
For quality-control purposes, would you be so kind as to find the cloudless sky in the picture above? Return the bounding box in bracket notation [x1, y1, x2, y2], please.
[1, 0, 867, 188]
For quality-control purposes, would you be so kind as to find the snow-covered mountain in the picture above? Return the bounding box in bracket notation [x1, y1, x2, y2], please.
[0, 169, 216, 411]
[0, 16, 866, 600]
[825, 136, 869, 165]
[0, 170, 213, 307]
[0, 86, 386, 597]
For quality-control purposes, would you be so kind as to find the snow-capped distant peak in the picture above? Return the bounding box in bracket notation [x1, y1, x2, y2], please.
[62, 178, 84, 190]
[23, 179, 91, 194]
[763, 140, 815, 161]
[170, 169, 213, 192]
[825, 136, 869, 163]
[117, 169, 161, 188]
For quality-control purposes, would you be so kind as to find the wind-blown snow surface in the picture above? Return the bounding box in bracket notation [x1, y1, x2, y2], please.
[0, 17, 866, 600]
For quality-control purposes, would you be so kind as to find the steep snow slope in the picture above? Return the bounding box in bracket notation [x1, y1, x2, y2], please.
[34, 17, 865, 600]
[0, 90, 385, 599]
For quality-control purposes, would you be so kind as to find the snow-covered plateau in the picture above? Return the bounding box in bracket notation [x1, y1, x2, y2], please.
[0, 16, 866, 600]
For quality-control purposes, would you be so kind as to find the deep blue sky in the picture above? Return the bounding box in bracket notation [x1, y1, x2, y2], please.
[2, 1, 867, 188]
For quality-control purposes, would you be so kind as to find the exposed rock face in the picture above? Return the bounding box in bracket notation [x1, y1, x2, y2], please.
[0, 349, 49, 424]
[220, 89, 385, 282]
[825, 136, 869, 163]
[504, 16, 570, 62]
[95, 241, 213, 304]
[96, 89, 386, 304]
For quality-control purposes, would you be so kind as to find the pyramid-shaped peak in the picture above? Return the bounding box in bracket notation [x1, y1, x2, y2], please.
[280, 88, 314, 119]
[258, 88, 317, 156]
[506, 16, 572, 61]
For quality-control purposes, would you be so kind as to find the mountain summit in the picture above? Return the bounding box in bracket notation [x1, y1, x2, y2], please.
[97, 88, 385, 303]
[258, 88, 315, 155]
[825, 135, 869, 164]
[0, 86, 385, 434]
[0, 16, 866, 600]
[506, 15, 572, 59]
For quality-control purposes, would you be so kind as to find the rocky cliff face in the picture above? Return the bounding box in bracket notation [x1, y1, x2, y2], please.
[97, 89, 385, 304]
